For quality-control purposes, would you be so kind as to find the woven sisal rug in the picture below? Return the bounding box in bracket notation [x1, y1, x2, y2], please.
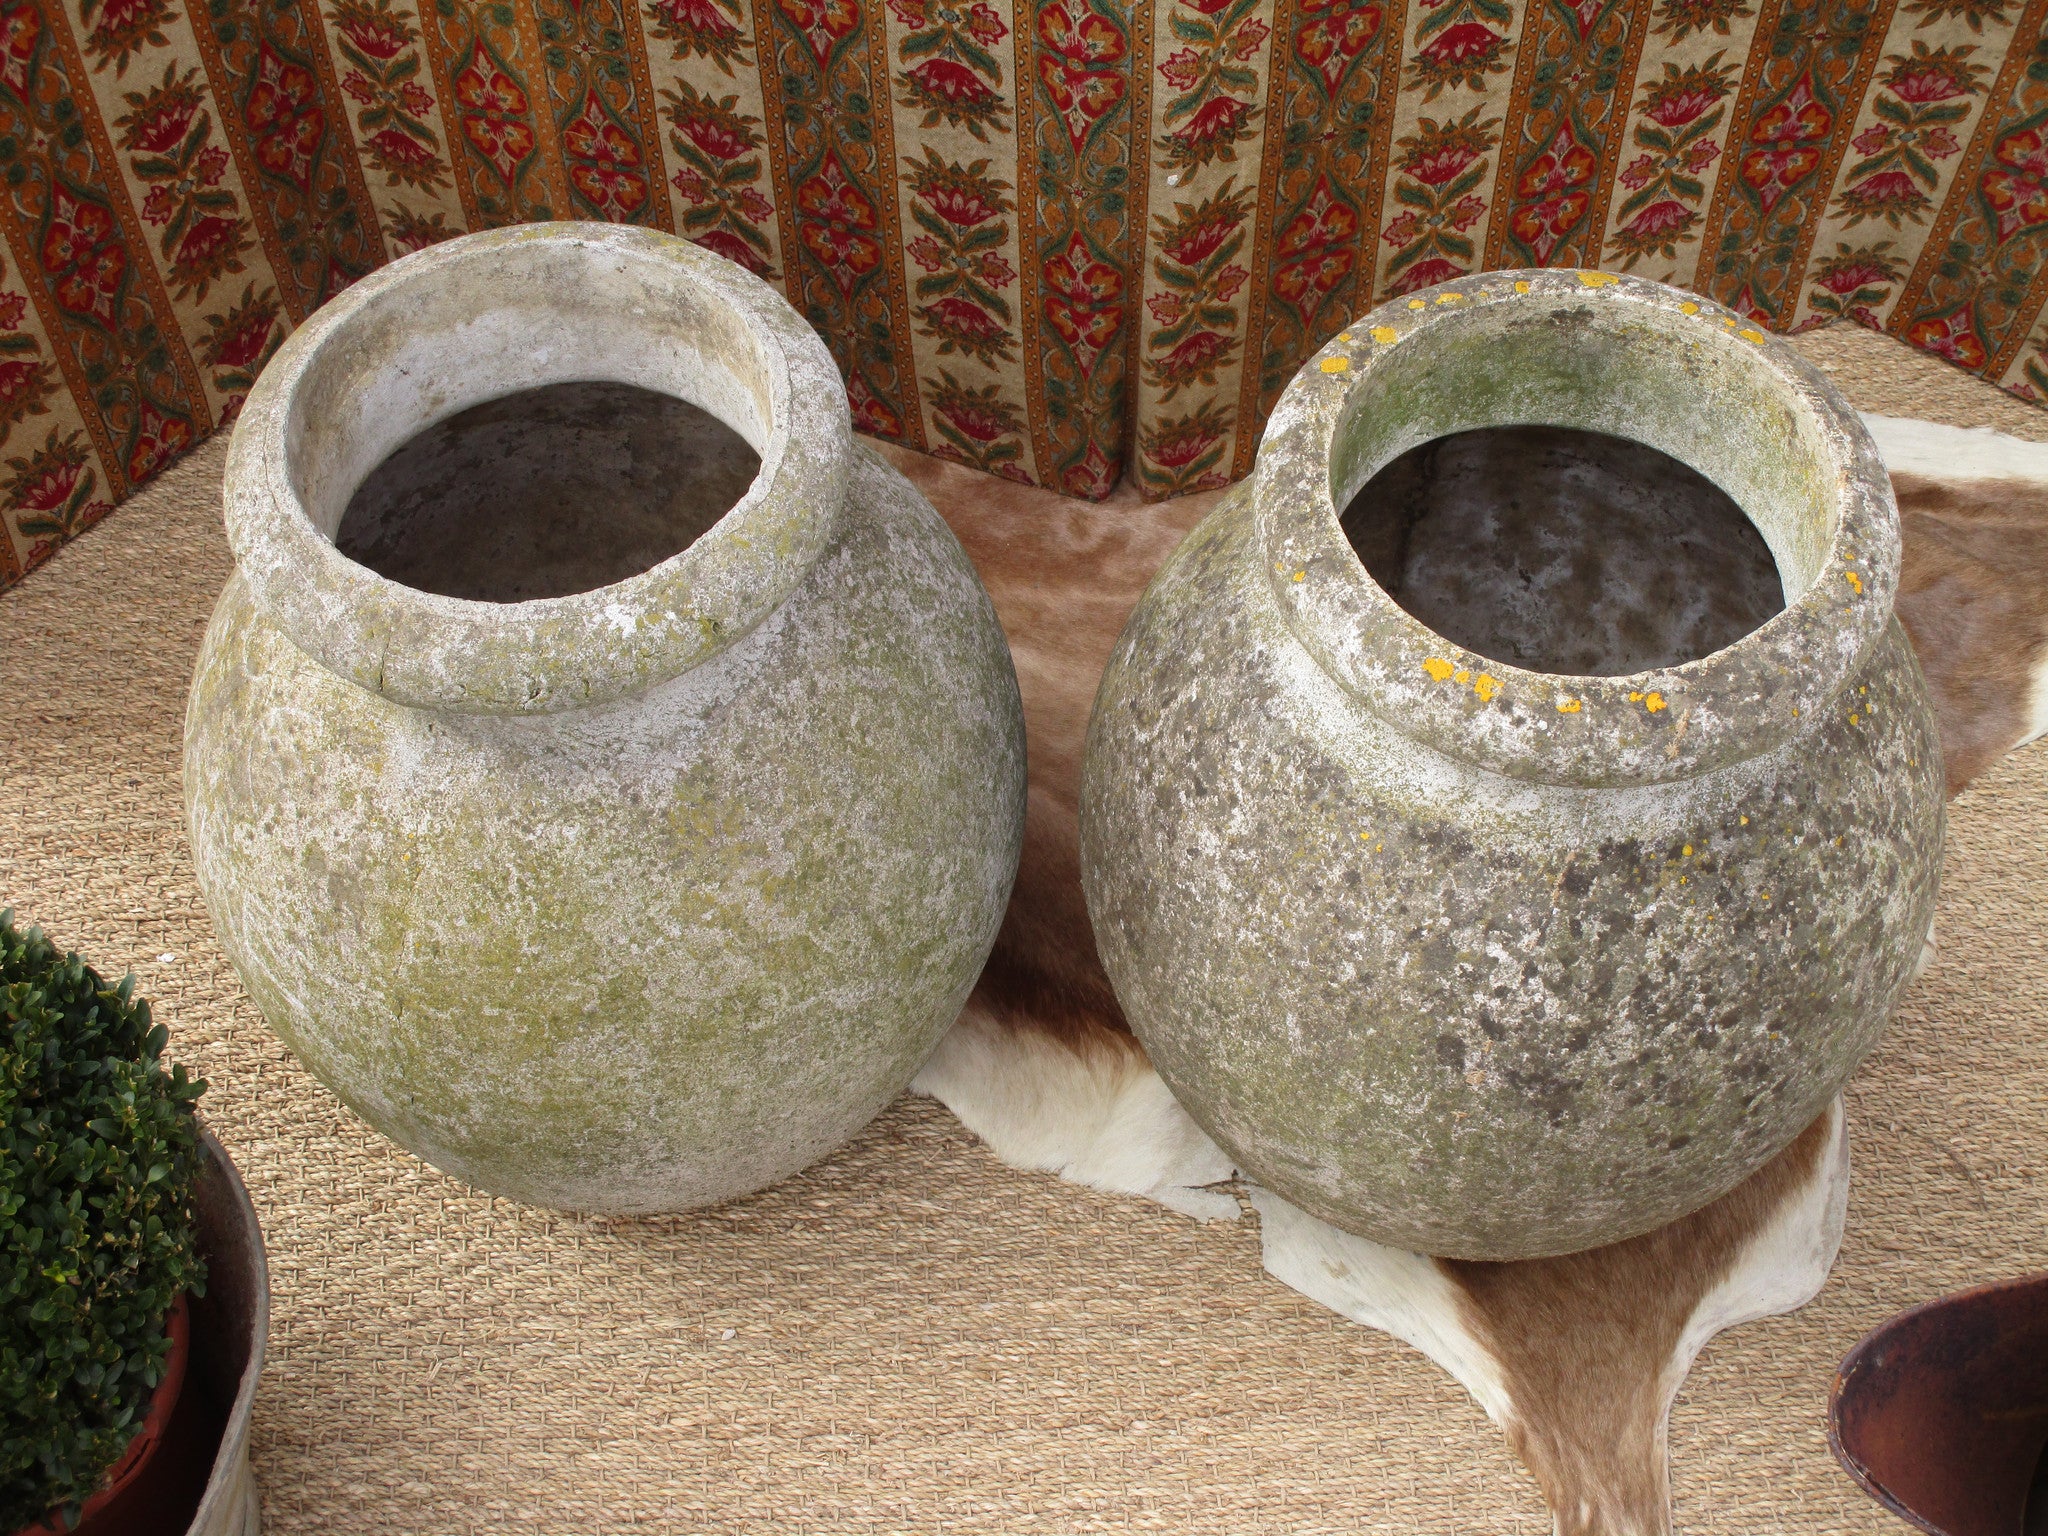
[2, 324, 2044, 1533]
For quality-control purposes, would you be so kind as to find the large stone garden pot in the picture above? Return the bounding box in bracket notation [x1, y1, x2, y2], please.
[1080, 269, 1943, 1260]
[185, 225, 1026, 1214]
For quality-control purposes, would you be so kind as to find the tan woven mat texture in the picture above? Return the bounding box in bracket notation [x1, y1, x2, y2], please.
[3, 325, 2045, 1534]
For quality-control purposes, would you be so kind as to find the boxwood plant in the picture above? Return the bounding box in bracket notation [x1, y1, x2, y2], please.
[1, 911, 206, 1531]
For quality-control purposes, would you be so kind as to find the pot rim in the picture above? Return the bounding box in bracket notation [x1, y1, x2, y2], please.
[1251, 268, 1898, 788]
[223, 223, 853, 715]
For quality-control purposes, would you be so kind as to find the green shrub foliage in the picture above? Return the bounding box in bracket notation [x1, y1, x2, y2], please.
[1, 911, 206, 1531]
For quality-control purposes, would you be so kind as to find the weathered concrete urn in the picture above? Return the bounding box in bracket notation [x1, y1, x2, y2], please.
[1080, 270, 1943, 1259]
[184, 224, 1025, 1214]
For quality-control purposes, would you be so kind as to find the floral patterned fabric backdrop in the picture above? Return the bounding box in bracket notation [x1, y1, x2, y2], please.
[0, 0, 2043, 584]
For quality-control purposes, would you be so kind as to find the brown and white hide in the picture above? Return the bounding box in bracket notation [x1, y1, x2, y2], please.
[870, 408, 2048, 1536]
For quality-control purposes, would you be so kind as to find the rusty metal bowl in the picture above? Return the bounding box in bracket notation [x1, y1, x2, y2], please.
[1829, 1272, 2048, 1536]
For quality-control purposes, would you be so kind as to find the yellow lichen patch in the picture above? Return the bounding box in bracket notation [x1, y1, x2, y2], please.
[1844, 570, 1864, 595]
[1739, 328, 1765, 343]
[1292, 569, 1306, 581]
[1740, 815, 1749, 825]
[1682, 844, 1693, 856]
[1760, 893, 1772, 902]
[1721, 316, 1737, 327]
[1680, 300, 1700, 314]
[1514, 280, 1531, 293]
[1557, 698, 1582, 712]
[1577, 271, 1619, 287]
[1371, 325, 1399, 344]
[1339, 333, 1354, 343]
[1320, 356, 1351, 373]
[1850, 713, 1860, 725]
[1472, 674, 1501, 701]
[1423, 657, 1456, 681]
[1408, 298, 1427, 309]
[1454, 668, 1472, 685]
[1436, 292, 1464, 304]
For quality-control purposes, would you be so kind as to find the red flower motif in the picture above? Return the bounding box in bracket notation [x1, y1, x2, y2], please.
[907, 234, 947, 271]
[0, 359, 42, 416]
[1293, 0, 1382, 94]
[176, 215, 241, 270]
[127, 403, 193, 485]
[845, 373, 902, 437]
[1231, 17, 1272, 56]
[964, 2, 1006, 44]
[1148, 419, 1222, 470]
[1061, 443, 1117, 499]
[923, 294, 1007, 345]
[12, 451, 82, 513]
[455, 52, 536, 185]
[1816, 259, 1896, 296]
[88, 0, 168, 57]
[1887, 60, 1971, 103]
[367, 127, 438, 173]
[208, 306, 277, 369]
[672, 103, 755, 162]
[41, 188, 125, 327]
[659, 0, 741, 40]
[0, 292, 24, 331]
[1620, 199, 1693, 241]
[1922, 126, 1960, 159]
[1390, 255, 1465, 293]
[692, 228, 769, 274]
[904, 57, 999, 109]
[1379, 208, 1420, 246]
[1147, 291, 1185, 325]
[886, 0, 926, 25]
[776, 0, 860, 63]
[924, 180, 1002, 228]
[1837, 168, 1926, 221]
[1182, 0, 1237, 13]
[1618, 153, 1656, 190]
[246, 44, 325, 191]
[1405, 141, 1480, 187]
[1852, 123, 1889, 157]
[1155, 328, 1227, 381]
[1684, 139, 1720, 173]
[125, 94, 198, 155]
[1161, 204, 1244, 266]
[1645, 83, 1721, 128]
[1043, 232, 1124, 376]
[1905, 309, 1987, 370]
[564, 92, 647, 218]
[1985, 125, 2048, 241]
[1170, 94, 1253, 152]
[1038, 0, 1126, 62]
[338, 11, 409, 60]
[796, 154, 882, 293]
[1419, 21, 1502, 66]
[935, 392, 1011, 442]
[736, 187, 773, 222]
[0, 3, 38, 100]
[1157, 46, 1202, 91]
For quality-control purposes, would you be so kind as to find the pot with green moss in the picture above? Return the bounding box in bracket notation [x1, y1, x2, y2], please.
[183, 224, 1027, 1214]
[1079, 270, 1944, 1260]
[2, 911, 267, 1536]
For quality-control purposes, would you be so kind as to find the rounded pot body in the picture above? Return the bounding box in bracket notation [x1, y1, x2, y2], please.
[1080, 270, 1943, 1259]
[185, 225, 1026, 1213]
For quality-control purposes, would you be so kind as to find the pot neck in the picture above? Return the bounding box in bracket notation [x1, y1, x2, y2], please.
[1252, 269, 1897, 789]
[224, 224, 851, 716]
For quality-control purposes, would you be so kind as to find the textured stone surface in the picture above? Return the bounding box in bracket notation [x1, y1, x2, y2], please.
[184, 225, 1026, 1214]
[1080, 270, 1946, 1260]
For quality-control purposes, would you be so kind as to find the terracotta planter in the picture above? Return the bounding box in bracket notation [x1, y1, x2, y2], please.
[1080, 269, 1944, 1260]
[184, 225, 1026, 1214]
[13, 1129, 267, 1536]
[1830, 1272, 2048, 1536]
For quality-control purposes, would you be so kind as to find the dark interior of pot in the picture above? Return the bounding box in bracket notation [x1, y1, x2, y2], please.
[335, 381, 761, 603]
[1340, 424, 1787, 677]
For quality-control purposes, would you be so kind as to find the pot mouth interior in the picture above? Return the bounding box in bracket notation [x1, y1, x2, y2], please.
[281, 234, 779, 600]
[334, 381, 762, 603]
[1339, 423, 1787, 677]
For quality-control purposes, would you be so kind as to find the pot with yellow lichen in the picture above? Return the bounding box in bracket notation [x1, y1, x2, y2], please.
[1079, 269, 1943, 1260]
[183, 224, 1025, 1213]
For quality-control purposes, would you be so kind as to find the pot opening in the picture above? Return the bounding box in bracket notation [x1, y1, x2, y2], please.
[1338, 424, 1786, 677]
[334, 381, 761, 604]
